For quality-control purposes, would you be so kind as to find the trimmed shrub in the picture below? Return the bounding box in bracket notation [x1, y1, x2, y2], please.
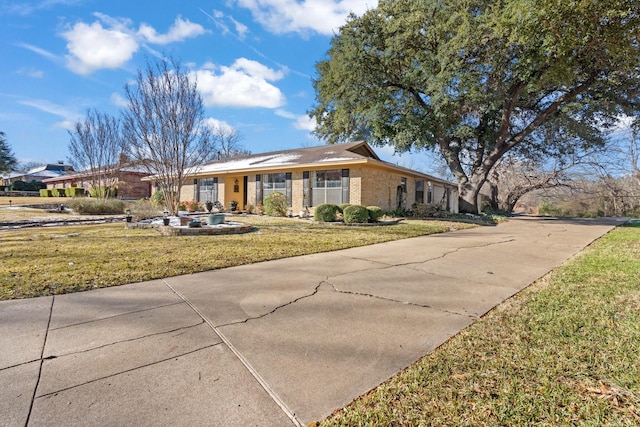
[39, 189, 52, 197]
[264, 191, 288, 217]
[53, 188, 66, 197]
[89, 186, 117, 198]
[314, 203, 340, 222]
[66, 198, 126, 215]
[338, 203, 351, 214]
[65, 187, 85, 197]
[343, 205, 370, 224]
[367, 206, 384, 222]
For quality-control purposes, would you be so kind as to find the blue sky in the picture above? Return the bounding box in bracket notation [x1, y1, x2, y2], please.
[1, 0, 437, 172]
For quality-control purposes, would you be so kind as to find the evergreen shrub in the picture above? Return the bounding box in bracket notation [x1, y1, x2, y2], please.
[343, 205, 370, 223]
[314, 203, 340, 222]
[367, 206, 384, 221]
[264, 191, 288, 216]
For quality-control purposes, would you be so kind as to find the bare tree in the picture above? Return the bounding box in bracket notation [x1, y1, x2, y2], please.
[211, 126, 250, 159]
[68, 109, 122, 198]
[122, 57, 215, 215]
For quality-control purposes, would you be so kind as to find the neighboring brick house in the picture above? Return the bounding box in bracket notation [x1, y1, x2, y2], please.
[42, 163, 151, 199]
[172, 141, 459, 213]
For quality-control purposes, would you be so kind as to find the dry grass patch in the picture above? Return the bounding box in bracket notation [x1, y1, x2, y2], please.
[320, 224, 640, 426]
[0, 217, 474, 300]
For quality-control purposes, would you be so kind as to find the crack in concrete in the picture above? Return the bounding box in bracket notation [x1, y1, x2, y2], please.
[163, 279, 303, 427]
[326, 281, 477, 320]
[25, 294, 54, 427]
[339, 237, 517, 272]
[43, 320, 207, 360]
[34, 344, 222, 399]
[220, 281, 326, 327]
[49, 301, 185, 331]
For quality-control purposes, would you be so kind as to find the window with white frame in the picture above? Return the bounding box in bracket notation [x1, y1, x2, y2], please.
[262, 173, 287, 198]
[198, 178, 218, 203]
[312, 169, 347, 206]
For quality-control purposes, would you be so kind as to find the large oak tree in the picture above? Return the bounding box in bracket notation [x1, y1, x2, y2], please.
[311, 0, 640, 213]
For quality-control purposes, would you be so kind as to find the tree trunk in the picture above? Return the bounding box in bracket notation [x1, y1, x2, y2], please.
[458, 180, 483, 214]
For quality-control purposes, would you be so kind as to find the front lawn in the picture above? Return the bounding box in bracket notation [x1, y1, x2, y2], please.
[0, 217, 473, 300]
[320, 224, 640, 426]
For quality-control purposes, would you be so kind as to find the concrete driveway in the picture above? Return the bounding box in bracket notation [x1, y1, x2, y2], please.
[0, 216, 623, 426]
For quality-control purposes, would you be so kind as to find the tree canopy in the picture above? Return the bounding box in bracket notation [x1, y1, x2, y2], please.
[122, 57, 215, 215]
[0, 131, 18, 174]
[68, 109, 123, 198]
[311, 0, 640, 212]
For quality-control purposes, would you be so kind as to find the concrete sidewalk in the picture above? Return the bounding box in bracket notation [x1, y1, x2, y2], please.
[1, 216, 623, 426]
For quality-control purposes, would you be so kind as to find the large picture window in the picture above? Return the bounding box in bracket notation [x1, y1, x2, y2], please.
[263, 173, 287, 197]
[261, 172, 292, 206]
[312, 169, 347, 206]
[198, 178, 218, 202]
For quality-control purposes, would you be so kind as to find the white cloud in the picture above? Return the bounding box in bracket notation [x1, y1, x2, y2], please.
[110, 92, 128, 108]
[18, 43, 60, 62]
[60, 14, 208, 75]
[234, 0, 378, 35]
[17, 67, 44, 78]
[19, 98, 79, 129]
[194, 58, 286, 108]
[62, 20, 139, 75]
[203, 117, 236, 133]
[138, 16, 208, 44]
[275, 109, 316, 131]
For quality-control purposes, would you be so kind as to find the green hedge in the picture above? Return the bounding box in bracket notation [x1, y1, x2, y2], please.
[367, 206, 384, 221]
[52, 188, 66, 197]
[315, 203, 340, 222]
[65, 187, 85, 197]
[338, 203, 351, 214]
[343, 205, 370, 223]
[39, 189, 52, 197]
[89, 186, 117, 198]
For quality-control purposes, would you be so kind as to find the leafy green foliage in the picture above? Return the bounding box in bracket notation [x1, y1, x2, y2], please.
[150, 190, 165, 207]
[263, 191, 288, 216]
[11, 180, 45, 192]
[0, 131, 17, 174]
[366, 206, 384, 221]
[89, 186, 117, 198]
[65, 187, 85, 197]
[343, 205, 370, 223]
[338, 203, 351, 214]
[314, 203, 340, 222]
[311, 0, 640, 212]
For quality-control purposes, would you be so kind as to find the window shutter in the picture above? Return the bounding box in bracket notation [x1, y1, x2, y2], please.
[256, 174, 262, 204]
[302, 171, 309, 207]
[285, 172, 292, 206]
[341, 169, 350, 204]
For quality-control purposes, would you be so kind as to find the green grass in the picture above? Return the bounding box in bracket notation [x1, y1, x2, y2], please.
[319, 224, 640, 426]
[0, 217, 473, 300]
